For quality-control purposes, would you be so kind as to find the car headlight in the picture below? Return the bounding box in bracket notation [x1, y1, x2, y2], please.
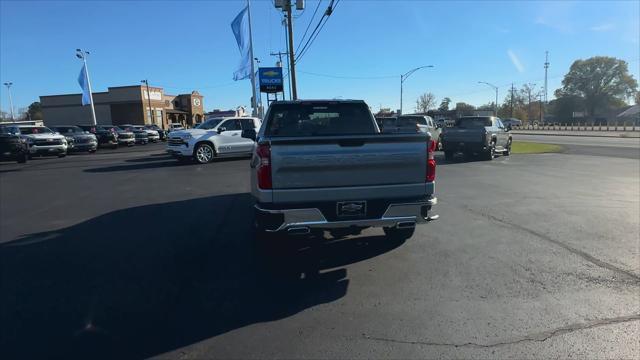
[181, 134, 192, 141]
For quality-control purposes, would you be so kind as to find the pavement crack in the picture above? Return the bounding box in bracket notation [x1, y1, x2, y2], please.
[363, 314, 640, 348]
[464, 207, 640, 282]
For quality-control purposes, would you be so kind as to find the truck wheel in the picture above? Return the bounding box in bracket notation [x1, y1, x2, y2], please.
[194, 143, 215, 164]
[58, 153, 67, 158]
[483, 143, 495, 161]
[444, 150, 454, 161]
[503, 141, 512, 156]
[383, 226, 415, 242]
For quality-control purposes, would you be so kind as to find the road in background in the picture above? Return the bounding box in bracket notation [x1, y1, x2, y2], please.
[514, 134, 640, 159]
[1, 144, 638, 359]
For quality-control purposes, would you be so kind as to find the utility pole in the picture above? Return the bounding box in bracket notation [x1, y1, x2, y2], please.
[284, 2, 298, 100]
[141, 80, 155, 126]
[3, 82, 15, 122]
[75, 49, 98, 126]
[510, 83, 514, 118]
[544, 51, 549, 104]
[270, 51, 289, 100]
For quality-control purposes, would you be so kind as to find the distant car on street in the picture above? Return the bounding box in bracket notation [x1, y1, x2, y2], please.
[441, 116, 511, 160]
[501, 118, 522, 128]
[167, 117, 261, 164]
[0, 125, 29, 163]
[382, 115, 443, 149]
[18, 125, 68, 158]
[77, 124, 118, 149]
[50, 125, 98, 153]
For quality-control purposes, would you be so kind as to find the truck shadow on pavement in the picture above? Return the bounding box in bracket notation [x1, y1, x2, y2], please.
[0, 193, 402, 359]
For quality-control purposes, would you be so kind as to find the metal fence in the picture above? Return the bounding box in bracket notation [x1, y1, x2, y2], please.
[513, 122, 639, 132]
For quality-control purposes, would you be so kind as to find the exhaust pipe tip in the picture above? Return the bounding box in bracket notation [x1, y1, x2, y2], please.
[287, 227, 311, 235]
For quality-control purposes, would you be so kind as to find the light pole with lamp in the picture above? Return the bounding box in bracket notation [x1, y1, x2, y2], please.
[140, 79, 155, 126]
[478, 81, 499, 116]
[400, 65, 434, 115]
[3, 82, 15, 122]
[76, 49, 98, 125]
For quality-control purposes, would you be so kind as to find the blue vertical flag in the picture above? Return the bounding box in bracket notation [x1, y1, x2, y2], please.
[231, 5, 251, 81]
[77, 64, 91, 106]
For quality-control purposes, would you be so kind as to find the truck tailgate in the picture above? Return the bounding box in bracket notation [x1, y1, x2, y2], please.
[443, 129, 483, 142]
[269, 135, 427, 190]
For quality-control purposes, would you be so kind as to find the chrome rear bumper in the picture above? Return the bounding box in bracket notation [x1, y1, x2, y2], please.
[256, 197, 437, 232]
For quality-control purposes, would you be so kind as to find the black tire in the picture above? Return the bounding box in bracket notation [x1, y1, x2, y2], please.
[444, 150, 454, 161]
[483, 143, 495, 161]
[194, 143, 215, 164]
[89, 149, 97, 153]
[17, 153, 27, 163]
[383, 226, 415, 242]
[58, 152, 67, 158]
[111, 144, 118, 149]
[503, 141, 511, 156]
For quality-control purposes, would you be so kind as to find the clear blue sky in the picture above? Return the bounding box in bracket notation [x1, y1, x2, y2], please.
[1, 0, 638, 114]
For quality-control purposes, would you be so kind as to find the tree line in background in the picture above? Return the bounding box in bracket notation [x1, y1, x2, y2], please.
[0, 101, 42, 122]
[411, 56, 638, 124]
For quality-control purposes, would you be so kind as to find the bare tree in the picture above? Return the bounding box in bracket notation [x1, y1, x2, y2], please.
[415, 92, 436, 113]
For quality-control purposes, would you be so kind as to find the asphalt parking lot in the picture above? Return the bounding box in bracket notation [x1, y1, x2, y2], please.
[1, 138, 639, 359]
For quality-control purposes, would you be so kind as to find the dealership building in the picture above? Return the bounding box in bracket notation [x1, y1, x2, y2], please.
[40, 85, 204, 129]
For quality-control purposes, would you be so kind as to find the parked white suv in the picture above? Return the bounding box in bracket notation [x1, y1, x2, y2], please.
[167, 117, 261, 164]
[18, 125, 68, 158]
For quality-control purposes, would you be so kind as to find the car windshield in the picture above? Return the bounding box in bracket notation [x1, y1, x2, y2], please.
[196, 119, 222, 129]
[18, 126, 53, 134]
[52, 126, 84, 134]
[456, 117, 492, 128]
[265, 102, 377, 137]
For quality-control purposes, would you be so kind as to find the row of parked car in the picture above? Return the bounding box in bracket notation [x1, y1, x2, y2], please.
[0, 123, 185, 163]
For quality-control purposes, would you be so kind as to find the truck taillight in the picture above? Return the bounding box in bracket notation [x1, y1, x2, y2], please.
[426, 139, 436, 182]
[256, 144, 272, 189]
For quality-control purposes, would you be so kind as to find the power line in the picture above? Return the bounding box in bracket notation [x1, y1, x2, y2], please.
[296, 0, 323, 54]
[295, 0, 337, 64]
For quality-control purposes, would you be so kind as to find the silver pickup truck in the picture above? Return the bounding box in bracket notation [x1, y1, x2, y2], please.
[246, 100, 437, 242]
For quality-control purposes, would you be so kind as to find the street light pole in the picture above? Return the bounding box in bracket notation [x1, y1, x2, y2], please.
[478, 81, 498, 116]
[76, 49, 98, 126]
[3, 82, 15, 122]
[400, 65, 434, 115]
[141, 80, 155, 126]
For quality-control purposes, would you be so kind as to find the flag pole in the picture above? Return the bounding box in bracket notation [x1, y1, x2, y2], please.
[80, 50, 98, 126]
[246, 0, 258, 117]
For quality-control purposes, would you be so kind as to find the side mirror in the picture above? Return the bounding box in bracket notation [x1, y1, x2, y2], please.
[241, 128, 257, 141]
[217, 127, 226, 134]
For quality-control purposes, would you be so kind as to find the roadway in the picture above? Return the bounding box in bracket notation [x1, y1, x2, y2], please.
[514, 133, 640, 159]
[0, 139, 638, 359]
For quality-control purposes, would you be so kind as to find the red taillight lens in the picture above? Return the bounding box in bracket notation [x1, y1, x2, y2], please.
[426, 139, 436, 182]
[256, 144, 272, 189]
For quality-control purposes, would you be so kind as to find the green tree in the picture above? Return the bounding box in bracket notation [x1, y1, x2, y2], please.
[557, 56, 637, 117]
[415, 92, 436, 113]
[455, 102, 475, 116]
[27, 102, 43, 120]
[438, 97, 451, 111]
[635, 91, 640, 105]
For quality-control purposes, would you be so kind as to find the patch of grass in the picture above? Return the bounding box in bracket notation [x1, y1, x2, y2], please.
[511, 141, 563, 154]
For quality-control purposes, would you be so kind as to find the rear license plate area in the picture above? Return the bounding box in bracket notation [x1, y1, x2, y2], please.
[336, 201, 367, 217]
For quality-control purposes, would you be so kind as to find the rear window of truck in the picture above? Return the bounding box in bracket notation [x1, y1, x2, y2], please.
[265, 103, 377, 137]
[456, 117, 492, 128]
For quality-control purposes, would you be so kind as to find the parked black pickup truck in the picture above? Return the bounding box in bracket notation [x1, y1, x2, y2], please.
[0, 125, 28, 163]
[77, 124, 118, 149]
[441, 116, 512, 160]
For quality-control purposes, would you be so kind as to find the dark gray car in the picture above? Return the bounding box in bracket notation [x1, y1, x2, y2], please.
[441, 116, 512, 160]
[50, 125, 98, 153]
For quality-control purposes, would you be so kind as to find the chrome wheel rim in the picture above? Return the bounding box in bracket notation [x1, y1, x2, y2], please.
[196, 145, 213, 163]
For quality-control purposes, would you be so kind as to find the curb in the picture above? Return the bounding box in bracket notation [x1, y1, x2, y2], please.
[512, 132, 640, 139]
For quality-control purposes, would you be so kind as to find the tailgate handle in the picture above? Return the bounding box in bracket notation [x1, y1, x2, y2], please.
[338, 140, 366, 147]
